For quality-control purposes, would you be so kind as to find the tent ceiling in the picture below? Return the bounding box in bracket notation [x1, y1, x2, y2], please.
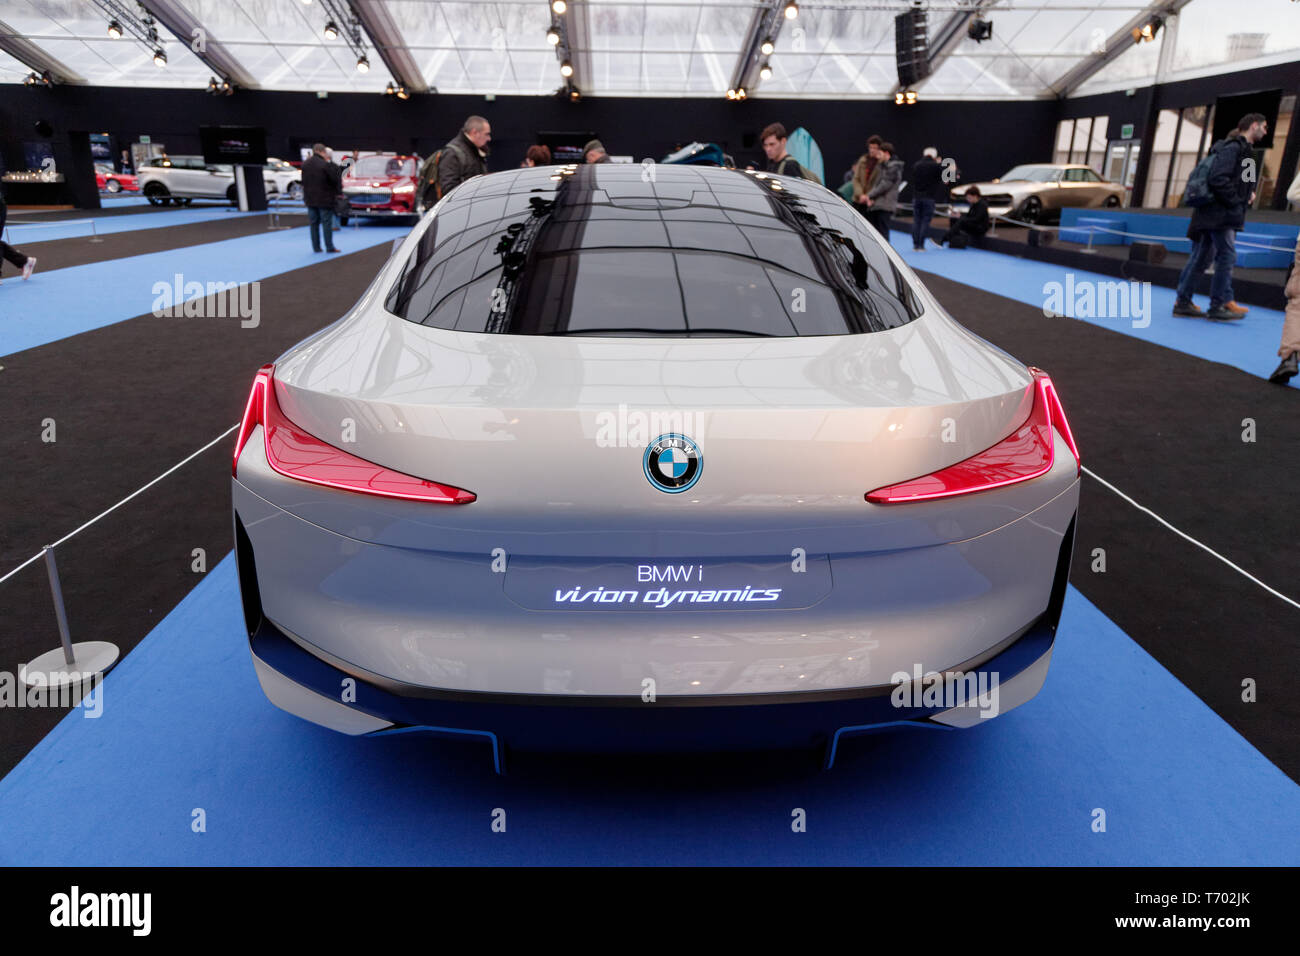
[0, 0, 1294, 97]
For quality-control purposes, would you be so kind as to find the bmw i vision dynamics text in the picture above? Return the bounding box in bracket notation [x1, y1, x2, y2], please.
[232, 163, 1080, 767]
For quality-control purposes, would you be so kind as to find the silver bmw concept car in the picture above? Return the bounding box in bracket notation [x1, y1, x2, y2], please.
[232, 162, 1080, 769]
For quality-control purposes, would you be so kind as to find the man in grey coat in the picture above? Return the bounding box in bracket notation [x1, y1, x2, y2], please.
[863, 141, 903, 239]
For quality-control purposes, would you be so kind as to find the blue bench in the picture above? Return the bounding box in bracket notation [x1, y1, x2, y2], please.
[1236, 231, 1295, 269]
[1059, 208, 1298, 264]
[1060, 215, 1126, 245]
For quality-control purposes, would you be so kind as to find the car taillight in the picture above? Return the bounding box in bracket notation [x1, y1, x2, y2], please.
[232, 364, 475, 504]
[865, 368, 1079, 504]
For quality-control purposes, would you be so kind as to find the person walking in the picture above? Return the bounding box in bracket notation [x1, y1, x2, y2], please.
[1268, 168, 1300, 384]
[301, 143, 342, 254]
[863, 141, 903, 239]
[438, 116, 491, 197]
[1173, 112, 1269, 321]
[760, 123, 806, 178]
[0, 188, 37, 284]
[910, 146, 944, 250]
[851, 134, 884, 218]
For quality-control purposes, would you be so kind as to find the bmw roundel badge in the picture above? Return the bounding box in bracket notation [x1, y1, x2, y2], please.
[644, 434, 703, 494]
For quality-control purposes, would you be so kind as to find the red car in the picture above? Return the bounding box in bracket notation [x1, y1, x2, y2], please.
[342, 153, 421, 219]
[95, 164, 139, 193]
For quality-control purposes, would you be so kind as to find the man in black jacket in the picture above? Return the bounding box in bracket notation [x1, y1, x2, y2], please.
[301, 143, 342, 254]
[1173, 113, 1268, 321]
[437, 116, 491, 198]
[938, 187, 991, 247]
[909, 147, 945, 250]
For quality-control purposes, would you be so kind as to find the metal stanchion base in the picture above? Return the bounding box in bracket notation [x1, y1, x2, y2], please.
[20, 641, 120, 688]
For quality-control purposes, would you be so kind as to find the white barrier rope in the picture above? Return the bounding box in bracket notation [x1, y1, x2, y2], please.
[4, 218, 98, 228]
[1083, 467, 1300, 612]
[1054, 221, 1289, 252]
[900, 201, 1288, 251]
[0, 424, 239, 586]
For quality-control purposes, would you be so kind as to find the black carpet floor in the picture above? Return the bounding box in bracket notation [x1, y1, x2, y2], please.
[0, 237, 1295, 785]
[5, 200, 248, 221]
[917, 268, 1300, 781]
[0, 243, 391, 777]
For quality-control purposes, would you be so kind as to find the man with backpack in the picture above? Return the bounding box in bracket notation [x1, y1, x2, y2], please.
[420, 116, 491, 209]
[1173, 112, 1268, 321]
[760, 123, 807, 179]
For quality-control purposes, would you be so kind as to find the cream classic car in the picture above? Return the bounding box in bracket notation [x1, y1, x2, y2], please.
[950, 163, 1125, 223]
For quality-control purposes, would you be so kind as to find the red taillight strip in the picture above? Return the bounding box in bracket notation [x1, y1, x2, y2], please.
[232, 365, 272, 477]
[865, 368, 1079, 504]
[232, 364, 475, 504]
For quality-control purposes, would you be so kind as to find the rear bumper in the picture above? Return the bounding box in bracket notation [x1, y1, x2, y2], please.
[248, 605, 1059, 770]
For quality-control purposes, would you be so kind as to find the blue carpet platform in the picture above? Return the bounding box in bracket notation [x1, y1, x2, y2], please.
[0, 554, 1295, 866]
[889, 230, 1293, 384]
[1058, 208, 1298, 268]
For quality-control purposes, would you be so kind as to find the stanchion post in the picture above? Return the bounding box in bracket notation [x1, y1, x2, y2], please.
[88, 219, 103, 244]
[43, 546, 76, 666]
[20, 545, 120, 690]
[1082, 226, 1096, 254]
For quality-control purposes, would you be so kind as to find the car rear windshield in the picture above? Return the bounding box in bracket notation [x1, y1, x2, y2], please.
[385, 165, 923, 337]
[353, 156, 414, 178]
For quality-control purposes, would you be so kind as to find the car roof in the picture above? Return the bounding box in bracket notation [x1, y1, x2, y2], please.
[443, 161, 819, 203]
[388, 162, 928, 337]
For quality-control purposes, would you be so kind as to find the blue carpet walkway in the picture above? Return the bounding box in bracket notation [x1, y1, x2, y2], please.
[0, 554, 1294, 866]
[0, 221, 408, 356]
[889, 230, 1291, 383]
[3, 204, 286, 243]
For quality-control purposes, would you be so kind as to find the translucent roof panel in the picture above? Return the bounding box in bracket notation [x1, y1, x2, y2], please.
[1, 0, 1293, 98]
[1070, 0, 1300, 98]
[750, 5, 895, 97]
[386, 0, 556, 95]
[1072, 32, 1164, 97]
[585, 0, 760, 96]
[0, 0, 211, 87]
[176, 0, 391, 92]
[1169, 0, 1300, 76]
[922, 0, 1153, 99]
[0, 47, 30, 83]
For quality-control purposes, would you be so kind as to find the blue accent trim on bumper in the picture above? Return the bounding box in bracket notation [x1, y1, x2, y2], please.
[249, 613, 1057, 762]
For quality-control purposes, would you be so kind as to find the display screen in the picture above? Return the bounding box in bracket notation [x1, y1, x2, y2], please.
[199, 126, 268, 165]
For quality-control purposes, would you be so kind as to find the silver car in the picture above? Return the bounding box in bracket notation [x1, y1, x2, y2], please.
[137, 155, 276, 205]
[232, 163, 1081, 770]
[951, 163, 1126, 224]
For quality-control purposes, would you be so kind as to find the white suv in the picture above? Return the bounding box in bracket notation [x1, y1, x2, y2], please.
[137, 155, 275, 205]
